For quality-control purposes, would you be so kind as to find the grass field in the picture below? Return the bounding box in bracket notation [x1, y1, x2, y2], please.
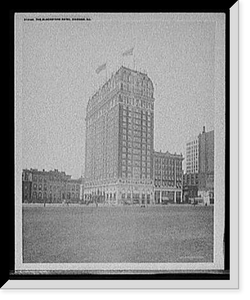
[22, 204, 214, 263]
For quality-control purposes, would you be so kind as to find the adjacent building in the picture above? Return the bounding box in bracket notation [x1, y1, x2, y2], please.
[153, 151, 184, 204]
[84, 66, 155, 205]
[186, 137, 199, 174]
[22, 169, 83, 203]
[198, 126, 214, 203]
[183, 126, 214, 204]
[182, 173, 199, 203]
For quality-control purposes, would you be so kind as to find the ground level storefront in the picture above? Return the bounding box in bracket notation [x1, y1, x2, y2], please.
[154, 189, 182, 204]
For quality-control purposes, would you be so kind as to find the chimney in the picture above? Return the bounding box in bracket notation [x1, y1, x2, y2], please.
[203, 126, 205, 133]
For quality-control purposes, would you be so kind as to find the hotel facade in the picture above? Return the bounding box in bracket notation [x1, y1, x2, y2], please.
[84, 66, 155, 205]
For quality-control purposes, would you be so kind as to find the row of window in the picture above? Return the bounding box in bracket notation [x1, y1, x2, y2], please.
[122, 148, 151, 156]
[120, 89, 154, 104]
[122, 135, 151, 144]
[154, 159, 182, 165]
[122, 159, 150, 166]
[155, 176, 182, 181]
[123, 118, 152, 128]
[122, 108, 152, 118]
[154, 181, 178, 187]
[155, 173, 182, 178]
[32, 183, 80, 191]
[32, 175, 68, 183]
[32, 191, 80, 199]
[155, 164, 181, 169]
[123, 127, 152, 136]
[121, 172, 151, 179]
[122, 140, 151, 149]
[121, 152, 151, 160]
[123, 128, 152, 137]
[122, 165, 151, 172]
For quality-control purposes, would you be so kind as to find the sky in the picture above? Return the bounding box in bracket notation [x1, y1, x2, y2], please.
[19, 13, 224, 178]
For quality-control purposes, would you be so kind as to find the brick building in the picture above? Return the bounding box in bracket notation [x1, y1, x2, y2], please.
[22, 169, 83, 203]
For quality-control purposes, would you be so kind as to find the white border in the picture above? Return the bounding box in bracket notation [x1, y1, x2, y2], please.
[5, 5, 239, 289]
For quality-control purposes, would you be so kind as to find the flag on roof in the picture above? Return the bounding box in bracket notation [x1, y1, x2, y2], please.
[122, 47, 134, 57]
[96, 63, 106, 74]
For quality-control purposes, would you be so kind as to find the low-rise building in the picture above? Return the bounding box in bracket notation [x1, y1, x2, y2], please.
[182, 173, 199, 203]
[153, 151, 184, 204]
[22, 169, 83, 204]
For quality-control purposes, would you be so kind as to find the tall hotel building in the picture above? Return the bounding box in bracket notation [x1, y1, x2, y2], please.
[84, 66, 155, 205]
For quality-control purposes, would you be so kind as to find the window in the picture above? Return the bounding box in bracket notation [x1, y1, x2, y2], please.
[133, 154, 140, 161]
[134, 161, 140, 167]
